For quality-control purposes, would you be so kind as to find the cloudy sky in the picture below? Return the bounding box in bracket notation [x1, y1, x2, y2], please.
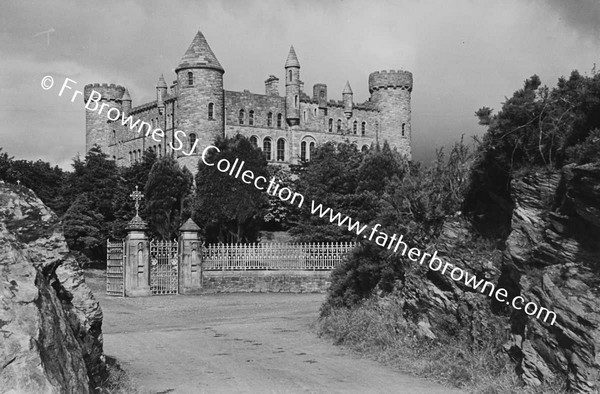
[1, 0, 598, 169]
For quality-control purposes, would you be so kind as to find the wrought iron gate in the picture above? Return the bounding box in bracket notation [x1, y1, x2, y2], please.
[106, 240, 125, 296]
[150, 240, 179, 295]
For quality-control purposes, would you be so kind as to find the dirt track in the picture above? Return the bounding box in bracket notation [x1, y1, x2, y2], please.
[87, 271, 463, 394]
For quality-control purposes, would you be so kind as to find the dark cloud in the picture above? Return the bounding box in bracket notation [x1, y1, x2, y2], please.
[546, 0, 600, 39]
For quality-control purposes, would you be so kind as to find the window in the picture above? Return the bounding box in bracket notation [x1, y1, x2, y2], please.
[301, 141, 307, 161]
[362, 145, 369, 153]
[294, 95, 299, 108]
[276, 138, 285, 161]
[263, 138, 272, 161]
[309, 142, 315, 158]
[277, 113, 282, 128]
[129, 151, 132, 163]
[303, 111, 307, 122]
[267, 112, 273, 127]
[208, 103, 214, 120]
[314, 108, 317, 116]
[158, 144, 161, 157]
[289, 69, 292, 81]
[337, 119, 342, 132]
[113, 156, 116, 161]
[353, 120, 357, 134]
[189, 133, 197, 152]
[188, 72, 194, 86]
[249, 110, 254, 126]
[328, 118, 333, 132]
[361, 122, 366, 136]
[402, 123, 406, 137]
[138, 149, 141, 161]
[250, 136, 258, 148]
[239, 109, 245, 125]
[112, 129, 116, 142]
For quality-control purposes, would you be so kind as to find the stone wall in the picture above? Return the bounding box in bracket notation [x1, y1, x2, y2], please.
[201, 270, 332, 293]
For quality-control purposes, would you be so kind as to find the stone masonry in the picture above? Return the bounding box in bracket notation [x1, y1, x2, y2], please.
[85, 31, 413, 174]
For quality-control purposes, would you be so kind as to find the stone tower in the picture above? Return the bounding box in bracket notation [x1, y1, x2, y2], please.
[174, 30, 225, 166]
[83, 83, 126, 152]
[368, 70, 413, 158]
[285, 46, 300, 126]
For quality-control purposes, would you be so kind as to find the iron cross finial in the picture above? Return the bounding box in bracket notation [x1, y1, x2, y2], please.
[130, 185, 144, 216]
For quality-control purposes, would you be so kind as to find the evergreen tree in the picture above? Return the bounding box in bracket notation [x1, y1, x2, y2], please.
[62, 194, 105, 260]
[193, 135, 269, 243]
[144, 156, 193, 240]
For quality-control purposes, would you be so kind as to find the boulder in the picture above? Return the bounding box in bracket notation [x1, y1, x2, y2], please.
[0, 182, 104, 392]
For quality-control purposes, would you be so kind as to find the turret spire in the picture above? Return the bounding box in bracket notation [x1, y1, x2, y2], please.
[285, 46, 300, 68]
[343, 81, 353, 94]
[176, 31, 224, 73]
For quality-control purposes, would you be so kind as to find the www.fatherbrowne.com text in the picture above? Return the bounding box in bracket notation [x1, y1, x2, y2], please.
[43, 75, 558, 326]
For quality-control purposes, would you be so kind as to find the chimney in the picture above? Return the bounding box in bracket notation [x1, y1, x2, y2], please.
[265, 75, 279, 96]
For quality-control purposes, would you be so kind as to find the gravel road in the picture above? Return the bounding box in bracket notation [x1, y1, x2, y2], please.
[86, 271, 463, 394]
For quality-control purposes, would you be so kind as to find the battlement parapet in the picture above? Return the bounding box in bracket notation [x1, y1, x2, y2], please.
[84, 83, 126, 102]
[368, 70, 412, 93]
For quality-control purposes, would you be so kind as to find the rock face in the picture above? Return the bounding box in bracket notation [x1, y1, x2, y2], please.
[0, 182, 104, 393]
[502, 164, 600, 393]
[388, 164, 600, 392]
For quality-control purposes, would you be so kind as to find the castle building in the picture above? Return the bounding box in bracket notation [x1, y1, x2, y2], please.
[84, 31, 413, 173]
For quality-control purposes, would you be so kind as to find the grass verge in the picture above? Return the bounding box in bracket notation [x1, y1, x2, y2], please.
[318, 300, 567, 394]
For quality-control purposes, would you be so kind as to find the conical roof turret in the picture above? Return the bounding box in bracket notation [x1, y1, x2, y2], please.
[176, 31, 224, 73]
[285, 46, 300, 68]
[157, 74, 167, 88]
[343, 81, 353, 94]
[122, 89, 131, 101]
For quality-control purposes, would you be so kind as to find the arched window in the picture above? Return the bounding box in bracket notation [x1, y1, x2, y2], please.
[158, 144, 161, 157]
[208, 103, 214, 120]
[328, 118, 333, 132]
[189, 133, 197, 152]
[402, 123, 406, 137]
[289, 69, 292, 81]
[337, 119, 342, 132]
[362, 145, 369, 153]
[300, 141, 307, 161]
[249, 110, 254, 126]
[239, 109, 245, 125]
[277, 113, 282, 128]
[314, 108, 318, 116]
[113, 156, 116, 161]
[276, 138, 285, 161]
[309, 142, 316, 158]
[188, 72, 194, 86]
[138, 149, 141, 161]
[129, 151, 132, 163]
[353, 120, 357, 134]
[250, 136, 258, 148]
[263, 138, 272, 161]
[361, 121, 366, 136]
[303, 111, 307, 122]
[112, 129, 116, 142]
[267, 112, 273, 127]
[294, 95, 299, 108]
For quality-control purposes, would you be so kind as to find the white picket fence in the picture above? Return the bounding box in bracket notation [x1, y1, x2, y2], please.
[201, 242, 357, 271]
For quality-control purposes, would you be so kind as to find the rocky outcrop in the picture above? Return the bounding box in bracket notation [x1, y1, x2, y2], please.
[502, 164, 600, 393]
[0, 182, 104, 393]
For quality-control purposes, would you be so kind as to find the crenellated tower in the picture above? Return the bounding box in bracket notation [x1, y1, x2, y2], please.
[369, 70, 413, 159]
[175, 30, 224, 165]
[285, 46, 300, 126]
[83, 83, 126, 153]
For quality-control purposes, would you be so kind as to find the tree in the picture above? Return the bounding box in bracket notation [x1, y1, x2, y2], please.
[0, 147, 13, 181]
[62, 194, 105, 260]
[193, 135, 270, 243]
[144, 156, 193, 240]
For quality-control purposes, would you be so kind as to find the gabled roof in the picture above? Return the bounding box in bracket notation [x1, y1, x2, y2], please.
[285, 46, 300, 68]
[175, 31, 224, 73]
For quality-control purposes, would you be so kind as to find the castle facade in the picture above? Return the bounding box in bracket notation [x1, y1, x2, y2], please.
[84, 31, 413, 172]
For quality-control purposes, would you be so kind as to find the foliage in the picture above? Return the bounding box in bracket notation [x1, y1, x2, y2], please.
[193, 134, 270, 243]
[322, 139, 473, 311]
[144, 156, 193, 240]
[62, 194, 105, 259]
[465, 69, 600, 237]
[263, 165, 297, 231]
